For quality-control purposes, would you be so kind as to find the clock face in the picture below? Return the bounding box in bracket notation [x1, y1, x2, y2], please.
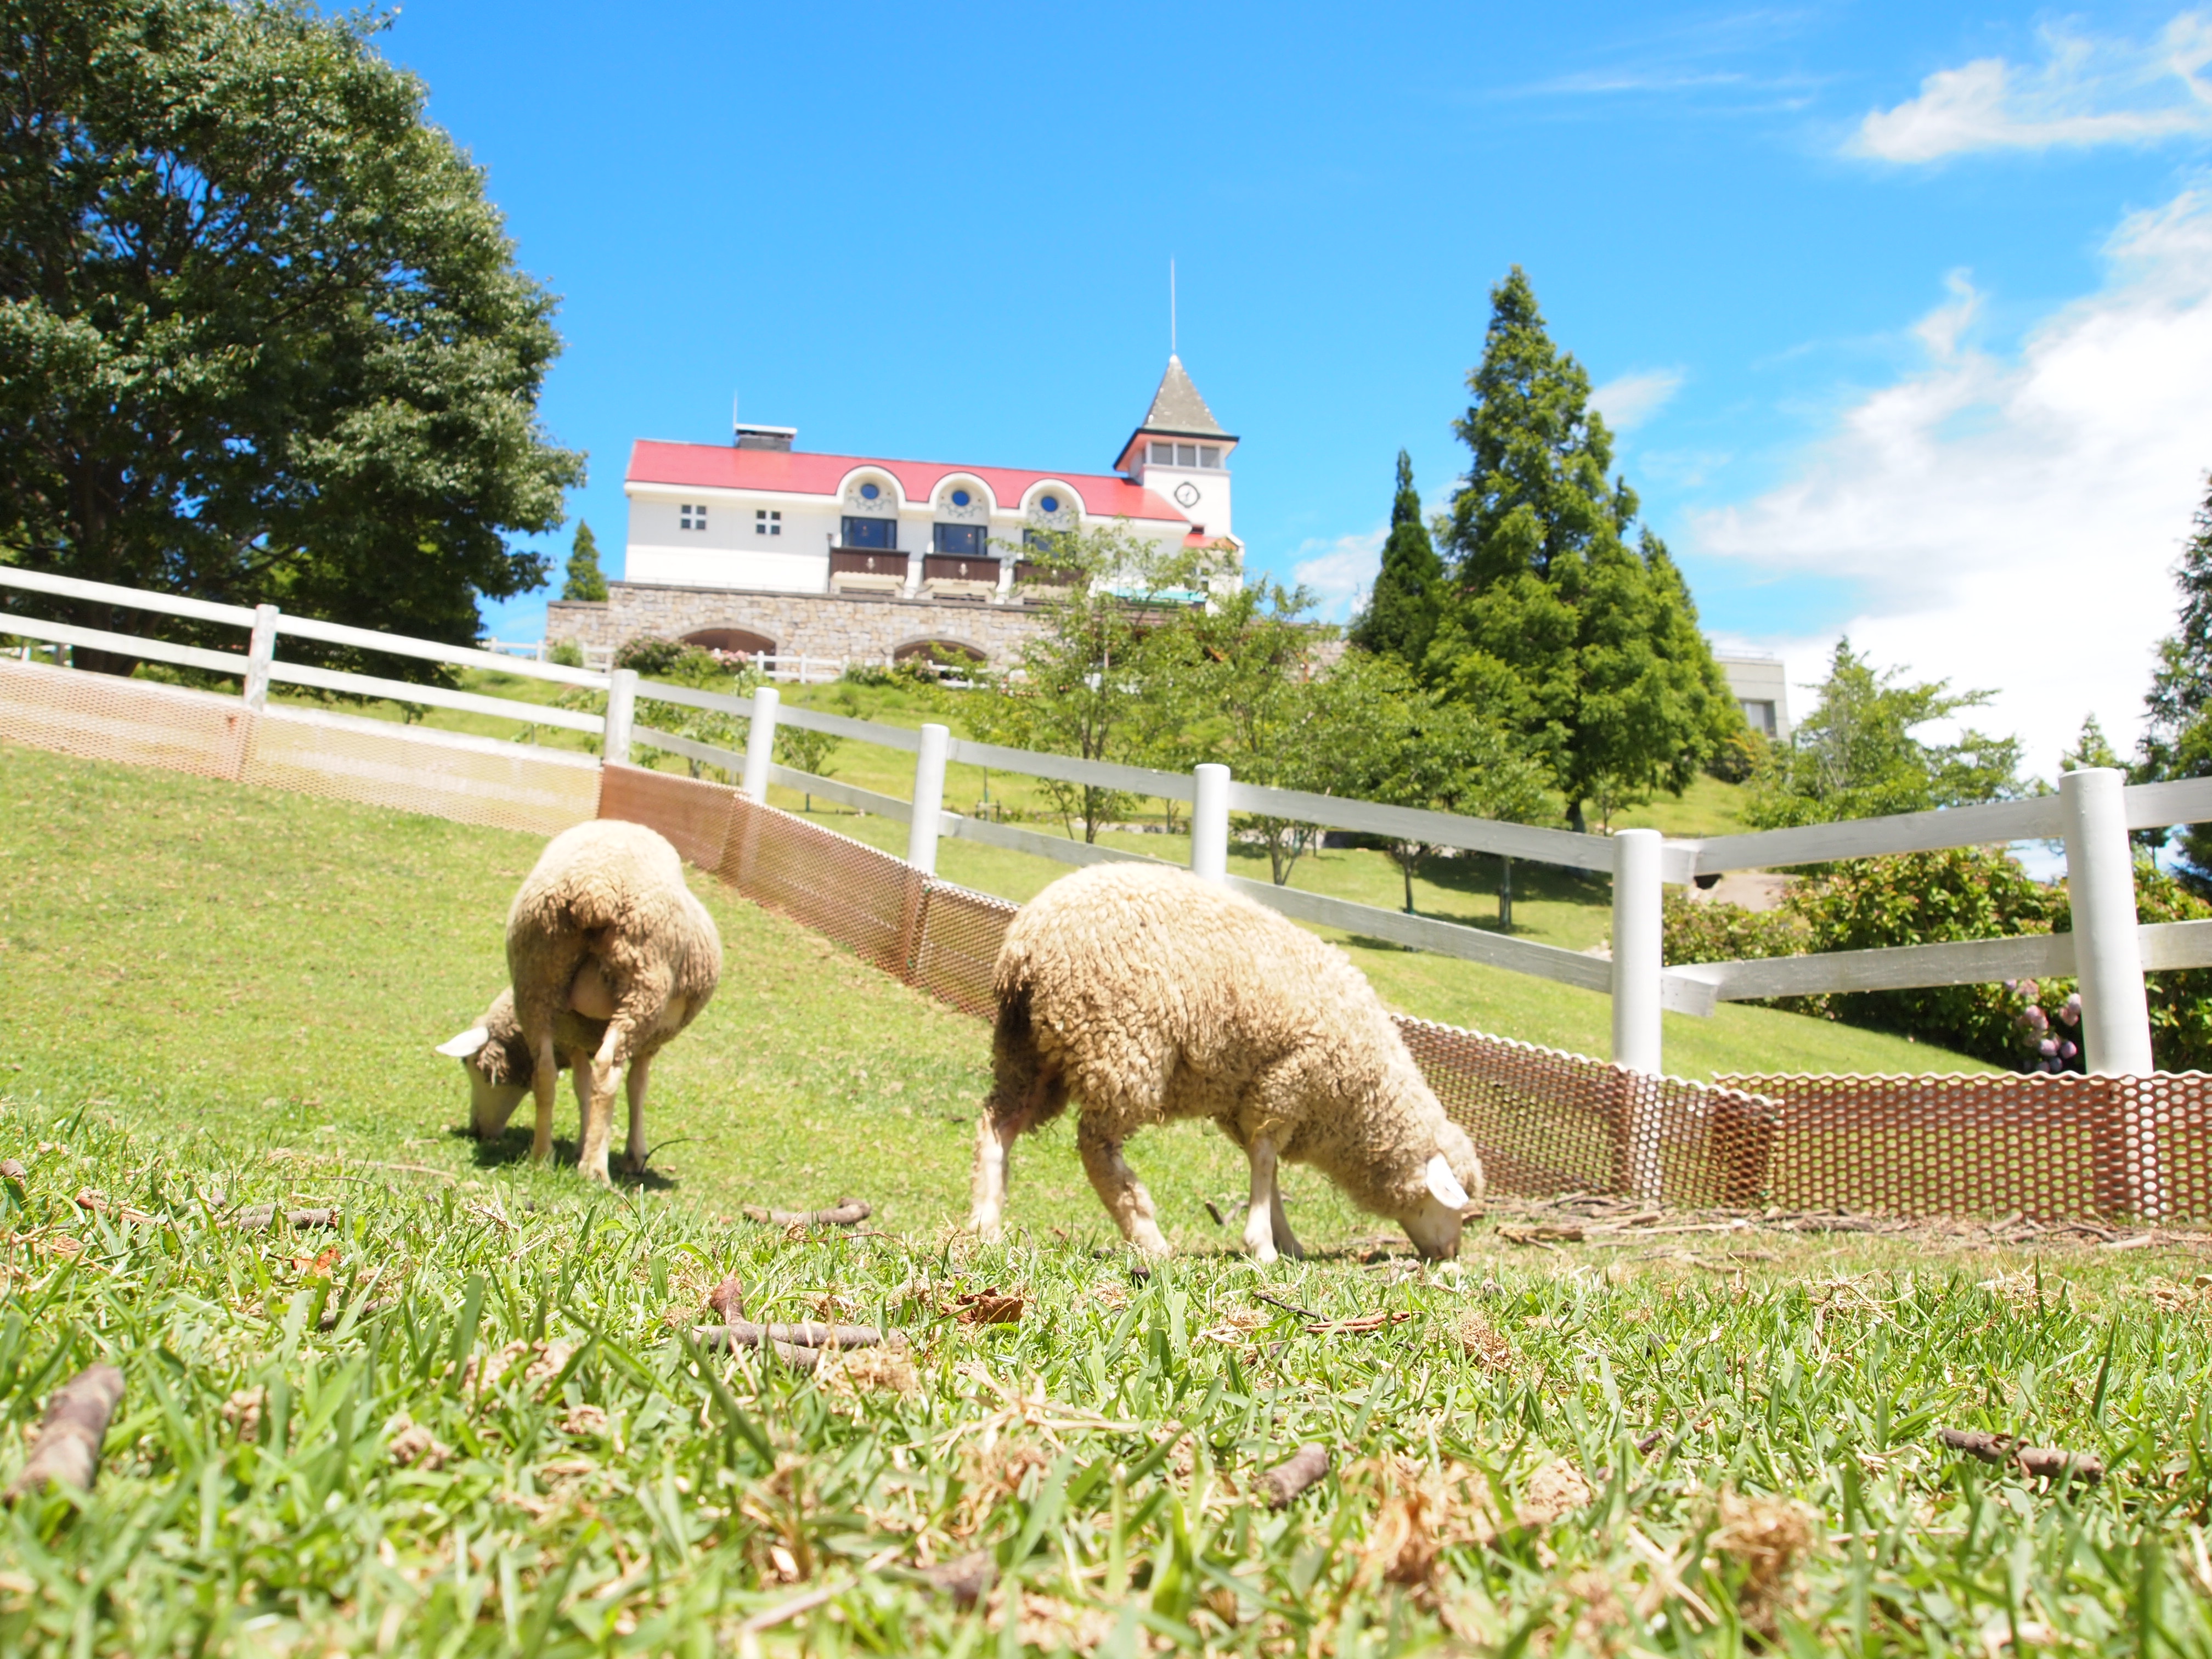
[1172, 481, 1201, 508]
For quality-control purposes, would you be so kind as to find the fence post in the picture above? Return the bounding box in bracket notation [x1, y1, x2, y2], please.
[742, 685, 779, 803]
[1191, 763, 1231, 883]
[242, 603, 279, 712]
[603, 668, 637, 766]
[1612, 827, 1664, 1200]
[2062, 767, 2152, 1075]
[908, 723, 950, 876]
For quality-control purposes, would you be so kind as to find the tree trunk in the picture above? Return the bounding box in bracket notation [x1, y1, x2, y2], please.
[1401, 850, 1415, 915]
[1499, 855, 1514, 930]
[1567, 800, 1587, 836]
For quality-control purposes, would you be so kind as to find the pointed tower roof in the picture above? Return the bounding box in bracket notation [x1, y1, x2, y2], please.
[1116, 355, 1237, 473]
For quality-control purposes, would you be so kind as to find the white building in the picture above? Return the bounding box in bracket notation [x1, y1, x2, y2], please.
[621, 355, 1242, 603]
[1713, 652, 1791, 740]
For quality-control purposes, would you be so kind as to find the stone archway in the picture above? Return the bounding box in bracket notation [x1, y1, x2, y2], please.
[682, 627, 776, 661]
[893, 637, 986, 669]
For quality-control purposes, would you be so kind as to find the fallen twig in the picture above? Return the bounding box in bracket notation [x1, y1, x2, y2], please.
[1499, 1223, 1585, 1244]
[232, 1204, 340, 1233]
[1255, 1443, 1331, 1509]
[73, 1189, 157, 1227]
[1252, 1289, 1322, 1323]
[1305, 1311, 1414, 1335]
[735, 1545, 902, 1657]
[741, 1198, 870, 1227]
[1938, 1427, 2104, 1485]
[952, 1287, 1024, 1324]
[6, 1364, 124, 1502]
[697, 1321, 908, 1352]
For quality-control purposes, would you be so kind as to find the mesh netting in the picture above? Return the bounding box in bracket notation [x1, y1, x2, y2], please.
[1720, 1071, 2212, 1222]
[19, 655, 2212, 1221]
[1401, 1019, 1776, 1206]
[244, 709, 601, 839]
[0, 657, 250, 779]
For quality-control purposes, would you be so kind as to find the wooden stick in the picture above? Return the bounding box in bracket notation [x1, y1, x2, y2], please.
[741, 1199, 870, 1227]
[693, 1322, 907, 1353]
[6, 1364, 124, 1502]
[1255, 1443, 1331, 1509]
[1938, 1428, 2104, 1485]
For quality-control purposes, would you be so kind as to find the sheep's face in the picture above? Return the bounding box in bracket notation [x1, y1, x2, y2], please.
[1394, 1125, 1487, 1261]
[437, 1012, 533, 1139]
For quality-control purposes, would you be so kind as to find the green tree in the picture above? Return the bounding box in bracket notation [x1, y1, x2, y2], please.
[563, 522, 609, 602]
[1346, 450, 1442, 667]
[966, 522, 1206, 843]
[2136, 476, 2212, 887]
[1746, 639, 2023, 828]
[1427, 268, 1734, 830]
[1323, 651, 1550, 921]
[0, 0, 583, 678]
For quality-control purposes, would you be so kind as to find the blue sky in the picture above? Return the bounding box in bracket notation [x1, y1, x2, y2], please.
[382, 2, 2212, 776]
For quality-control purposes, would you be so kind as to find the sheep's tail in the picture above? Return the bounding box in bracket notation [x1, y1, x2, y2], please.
[984, 978, 1067, 1133]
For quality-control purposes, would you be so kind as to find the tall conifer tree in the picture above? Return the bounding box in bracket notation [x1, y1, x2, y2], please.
[562, 521, 608, 601]
[1348, 450, 1442, 667]
[1429, 268, 1735, 830]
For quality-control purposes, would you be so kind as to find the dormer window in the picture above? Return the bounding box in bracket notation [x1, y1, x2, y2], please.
[1146, 442, 1221, 469]
[934, 522, 986, 556]
[680, 503, 707, 530]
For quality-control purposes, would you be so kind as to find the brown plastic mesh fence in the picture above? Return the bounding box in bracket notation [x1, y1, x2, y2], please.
[0, 657, 250, 779]
[0, 657, 601, 838]
[23, 655, 2212, 1221]
[1721, 1071, 2212, 1222]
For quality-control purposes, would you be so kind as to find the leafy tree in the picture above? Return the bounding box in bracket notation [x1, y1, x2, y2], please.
[1427, 268, 1735, 830]
[966, 522, 1207, 843]
[1746, 639, 2023, 828]
[0, 0, 582, 678]
[2135, 476, 2212, 886]
[1346, 450, 1442, 668]
[1323, 652, 1549, 921]
[563, 522, 609, 602]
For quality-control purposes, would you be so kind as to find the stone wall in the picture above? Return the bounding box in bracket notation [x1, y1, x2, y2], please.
[545, 583, 1053, 667]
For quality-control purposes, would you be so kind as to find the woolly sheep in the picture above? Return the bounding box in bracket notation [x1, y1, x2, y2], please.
[437, 820, 721, 1182]
[968, 863, 1484, 1261]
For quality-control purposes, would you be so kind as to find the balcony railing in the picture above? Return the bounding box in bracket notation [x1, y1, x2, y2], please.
[828, 548, 906, 582]
[921, 555, 998, 590]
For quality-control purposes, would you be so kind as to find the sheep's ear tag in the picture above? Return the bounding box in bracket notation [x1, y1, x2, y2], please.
[437, 1027, 492, 1059]
[1425, 1154, 1469, 1210]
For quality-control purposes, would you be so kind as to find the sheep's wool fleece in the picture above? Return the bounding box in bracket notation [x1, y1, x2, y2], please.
[506, 820, 721, 1056]
[997, 864, 1466, 1220]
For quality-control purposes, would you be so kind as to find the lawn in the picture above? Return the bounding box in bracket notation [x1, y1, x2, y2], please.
[2, 742, 2209, 1654]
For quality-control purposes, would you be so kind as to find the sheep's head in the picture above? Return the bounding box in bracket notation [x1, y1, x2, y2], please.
[1392, 1121, 1486, 1261]
[437, 989, 532, 1138]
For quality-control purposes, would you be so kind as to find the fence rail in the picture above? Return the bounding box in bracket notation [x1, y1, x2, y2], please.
[10, 563, 2212, 1076]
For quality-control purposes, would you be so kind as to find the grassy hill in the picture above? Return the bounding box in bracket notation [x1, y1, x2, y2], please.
[0, 741, 2202, 1654]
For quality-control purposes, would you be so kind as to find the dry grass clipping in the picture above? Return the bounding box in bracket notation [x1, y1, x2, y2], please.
[817, 1346, 920, 1396]
[1454, 1310, 1515, 1372]
[1711, 1488, 1817, 1635]
[1347, 1454, 1597, 1592]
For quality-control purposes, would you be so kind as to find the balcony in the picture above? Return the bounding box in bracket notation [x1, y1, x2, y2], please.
[828, 547, 906, 594]
[921, 554, 999, 601]
[1012, 561, 1080, 600]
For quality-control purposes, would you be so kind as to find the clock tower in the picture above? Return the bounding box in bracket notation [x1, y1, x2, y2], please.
[1114, 355, 1237, 550]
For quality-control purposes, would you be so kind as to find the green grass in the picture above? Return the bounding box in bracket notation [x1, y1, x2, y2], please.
[3, 742, 2209, 1654]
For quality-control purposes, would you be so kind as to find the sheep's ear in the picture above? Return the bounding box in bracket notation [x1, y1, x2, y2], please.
[1424, 1153, 1469, 1210]
[437, 1026, 492, 1059]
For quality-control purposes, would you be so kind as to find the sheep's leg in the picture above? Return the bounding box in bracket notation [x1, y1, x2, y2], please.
[622, 1052, 652, 1175]
[530, 1034, 558, 1165]
[969, 1113, 1019, 1243]
[578, 1023, 631, 1184]
[1268, 1179, 1305, 1261]
[1077, 1117, 1171, 1259]
[1242, 1135, 1281, 1263]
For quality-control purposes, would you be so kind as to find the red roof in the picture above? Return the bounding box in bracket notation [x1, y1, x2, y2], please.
[626, 440, 1189, 524]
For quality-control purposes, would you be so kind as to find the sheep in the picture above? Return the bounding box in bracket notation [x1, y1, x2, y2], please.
[967, 863, 1483, 1261]
[437, 819, 721, 1182]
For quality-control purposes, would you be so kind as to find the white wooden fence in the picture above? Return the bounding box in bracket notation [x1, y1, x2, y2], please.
[8, 562, 2212, 1077]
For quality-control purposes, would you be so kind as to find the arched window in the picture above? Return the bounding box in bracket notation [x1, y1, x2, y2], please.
[681, 628, 775, 661]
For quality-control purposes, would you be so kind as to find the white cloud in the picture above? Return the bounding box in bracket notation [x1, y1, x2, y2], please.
[1591, 368, 1686, 431]
[1852, 13, 2212, 162]
[1692, 189, 2212, 776]
[1291, 528, 1385, 623]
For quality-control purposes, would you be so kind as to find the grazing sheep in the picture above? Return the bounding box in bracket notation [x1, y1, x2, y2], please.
[968, 863, 1483, 1261]
[437, 820, 721, 1181]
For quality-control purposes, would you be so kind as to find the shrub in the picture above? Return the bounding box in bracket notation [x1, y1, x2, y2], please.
[546, 640, 585, 668]
[614, 636, 685, 674]
[1705, 727, 1768, 785]
[1662, 893, 1805, 966]
[2050, 859, 2212, 1074]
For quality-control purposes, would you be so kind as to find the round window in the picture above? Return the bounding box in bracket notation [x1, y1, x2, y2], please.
[951, 489, 970, 507]
[1039, 494, 1059, 513]
[860, 482, 880, 501]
